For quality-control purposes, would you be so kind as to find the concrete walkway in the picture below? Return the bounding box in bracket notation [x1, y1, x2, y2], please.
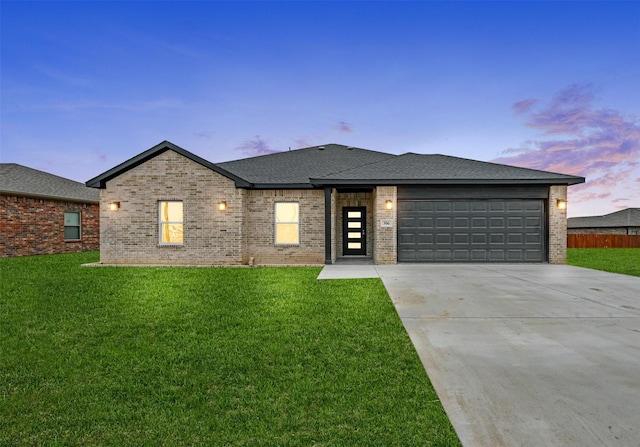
[319, 263, 640, 446]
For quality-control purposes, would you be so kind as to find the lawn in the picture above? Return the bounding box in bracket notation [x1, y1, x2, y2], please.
[0, 252, 460, 446]
[567, 248, 640, 277]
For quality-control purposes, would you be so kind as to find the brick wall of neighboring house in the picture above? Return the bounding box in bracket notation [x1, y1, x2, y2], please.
[568, 227, 640, 235]
[548, 184, 568, 264]
[0, 194, 99, 257]
[99, 150, 245, 265]
[373, 186, 397, 264]
[335, 192, 373, 258]
[245, 189, 325, 265]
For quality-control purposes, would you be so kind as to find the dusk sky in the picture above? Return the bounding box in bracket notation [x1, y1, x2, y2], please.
[1, 1, 638, 217]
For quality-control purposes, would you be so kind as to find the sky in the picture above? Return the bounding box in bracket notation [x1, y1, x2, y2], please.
[1, 1, 639, 218]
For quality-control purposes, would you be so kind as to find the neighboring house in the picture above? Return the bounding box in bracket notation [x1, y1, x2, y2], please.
[86, 141, 584, 266]
[568, 208, 640, 235]
[0, 163, 99, 257]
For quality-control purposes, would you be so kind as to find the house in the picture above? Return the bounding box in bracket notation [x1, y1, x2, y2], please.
[86, 141, 584, 266]
[0, 163, 100, 257]
[568, 208, 640, 235]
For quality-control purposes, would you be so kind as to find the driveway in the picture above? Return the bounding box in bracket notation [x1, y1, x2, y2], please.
[376, 264, 640, 447]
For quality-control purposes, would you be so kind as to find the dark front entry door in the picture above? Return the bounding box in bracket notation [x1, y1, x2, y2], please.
[343, 207, 366, 256]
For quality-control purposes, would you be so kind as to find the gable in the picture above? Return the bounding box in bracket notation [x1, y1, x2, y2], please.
[86, 141, 249, 189]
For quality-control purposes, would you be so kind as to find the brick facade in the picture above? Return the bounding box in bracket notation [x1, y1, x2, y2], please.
[548, 185, 567, 264]
[0, 194, 99, 257]
[95, 148, 573, 266]
[100, 150, 245, 265]
[245, 189, 325, 265]
[373, 186, 397, 264]
[99, 150, 326, 265]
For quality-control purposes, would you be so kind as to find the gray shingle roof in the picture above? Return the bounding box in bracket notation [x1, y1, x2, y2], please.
[568, 208, 640, 228]
[311, 153, 585, 185]
[1, 163, 99, 203]
[87, 140, 585, 189]
[216, 144, 396, 187]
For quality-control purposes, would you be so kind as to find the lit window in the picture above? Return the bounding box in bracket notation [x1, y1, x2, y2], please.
[275, 202, 299, 245]
[159, 201, 183, 245]
[64, 212, 81, 240]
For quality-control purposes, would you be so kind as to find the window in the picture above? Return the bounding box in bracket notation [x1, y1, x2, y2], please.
[64, 212, 81, 240]
[275, 202, 299, 244]
[159, 201, 183, 245]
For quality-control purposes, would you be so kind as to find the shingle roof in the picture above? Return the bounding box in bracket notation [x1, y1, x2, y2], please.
[311, 153, 585, 185]
[216, 144, 396, 187]
[86, 140, 585, 189]
[0, 163, 99, 203]
[568, 208, 640, 228]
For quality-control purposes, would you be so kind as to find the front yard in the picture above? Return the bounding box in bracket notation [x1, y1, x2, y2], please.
[567, 248, 640, 277]
[0, 252, 459, 446]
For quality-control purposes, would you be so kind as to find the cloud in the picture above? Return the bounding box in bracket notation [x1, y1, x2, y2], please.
[512, 98, 538, 115]
[493, 84, 640, 215]
[195, 131, 215, 140]
[95, 152, 107, 162]
[335, 120, 353, 132]
[235, 135, 281, 157]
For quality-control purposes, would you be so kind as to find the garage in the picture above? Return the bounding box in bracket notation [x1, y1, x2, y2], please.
[397, 186, 547, 263]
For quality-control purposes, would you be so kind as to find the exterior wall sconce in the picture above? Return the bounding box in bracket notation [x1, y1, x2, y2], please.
[385, 200, 393, 210]
[218, 201, 227, 211]
[556, 199, 567, 211]
[109, 201, 120, 211]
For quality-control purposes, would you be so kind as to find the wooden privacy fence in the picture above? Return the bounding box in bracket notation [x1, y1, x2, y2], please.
[568, 234, 640, 248]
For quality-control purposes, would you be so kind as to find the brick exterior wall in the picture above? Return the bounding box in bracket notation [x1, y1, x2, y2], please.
[99, 150, 326, 265]
[245, 189, 325, 265]
[0, 194, 99, 257]
[568, 227, 640, 235]
[548, 185, 567, 264]
[373, 186, 398, 264]
[335, 192, 373, 258]
[100, 150, 245, 265]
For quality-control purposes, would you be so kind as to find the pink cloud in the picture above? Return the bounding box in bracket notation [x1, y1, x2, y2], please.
[335, 120, 353, 132]
[235, 135, 281, 157]
[512, 98, 538, 114]
[493, 84, 640, 215]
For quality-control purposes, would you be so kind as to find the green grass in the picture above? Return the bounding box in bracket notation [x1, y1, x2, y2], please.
[567, 248, 640, 277]
[0, 252, 460, 446]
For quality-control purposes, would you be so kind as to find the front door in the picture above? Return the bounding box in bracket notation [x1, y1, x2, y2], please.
[343, 207, 366, 256]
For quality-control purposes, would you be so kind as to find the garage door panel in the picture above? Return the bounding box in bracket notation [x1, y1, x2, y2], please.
[398, 199, 545, 263]
[418, 217, 434, 228]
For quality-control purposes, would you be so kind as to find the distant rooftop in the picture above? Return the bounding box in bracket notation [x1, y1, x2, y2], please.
[0, 163, 99, 203]
[568, 208, 640, 228]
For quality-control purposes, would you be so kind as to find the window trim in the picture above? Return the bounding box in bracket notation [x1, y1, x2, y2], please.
[274, 201, 300, 245]
[64, 211, 81, 241]
[158, 200, 184, 246]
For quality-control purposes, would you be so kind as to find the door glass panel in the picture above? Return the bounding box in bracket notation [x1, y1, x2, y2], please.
[347, 221, 361, 228]
[347, 211, 361, 218]
[348, 242, 361, 249]
[348, 232, 361, 239]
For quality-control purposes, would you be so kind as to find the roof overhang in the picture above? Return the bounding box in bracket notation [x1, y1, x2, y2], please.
[310, 177, 586, 187]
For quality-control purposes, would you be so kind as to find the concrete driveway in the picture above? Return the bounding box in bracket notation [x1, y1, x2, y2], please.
[376, 264, 640, 447]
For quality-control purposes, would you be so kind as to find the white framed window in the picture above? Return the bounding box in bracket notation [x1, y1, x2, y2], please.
[159, 201, 183, 245]
[275, 202, 299, 245]
[64, 211, 81, 240]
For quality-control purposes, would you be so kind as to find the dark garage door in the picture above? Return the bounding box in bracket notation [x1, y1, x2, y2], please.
[398, 200, 545, 262]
